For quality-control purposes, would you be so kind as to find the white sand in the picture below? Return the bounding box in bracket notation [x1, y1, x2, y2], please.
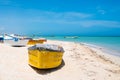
[0, 40, 120, 80]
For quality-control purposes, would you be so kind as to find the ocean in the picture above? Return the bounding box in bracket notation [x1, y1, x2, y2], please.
[33, 36, 120, 57]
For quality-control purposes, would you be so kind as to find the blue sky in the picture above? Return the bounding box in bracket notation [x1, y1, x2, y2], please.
[0, 0, 120, 36]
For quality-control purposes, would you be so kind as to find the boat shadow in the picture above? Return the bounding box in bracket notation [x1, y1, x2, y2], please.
[30, 60, 65, 75]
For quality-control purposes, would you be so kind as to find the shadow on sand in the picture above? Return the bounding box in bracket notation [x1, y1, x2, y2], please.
[30, 60, 65, 75]
[11, 45, 26, 47]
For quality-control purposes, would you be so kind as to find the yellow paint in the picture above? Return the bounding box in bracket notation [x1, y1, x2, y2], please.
[28, 49, 63, 69]
[27, 39, 46, 45]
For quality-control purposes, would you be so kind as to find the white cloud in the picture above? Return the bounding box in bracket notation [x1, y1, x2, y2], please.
[27, 18, 120, 28]
[22, 10, 120, 28]
[98, 10, 106, 14]
[61, 12, 92, 19]
[96, 6, 106, 15]
[66, 20, 120, 28]
[1, 9, 119, 28]
[32, 19, 120, 28]
[26, 10, 92, 20]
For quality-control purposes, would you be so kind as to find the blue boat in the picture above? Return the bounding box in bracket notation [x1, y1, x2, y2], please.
[0, 35, 4, 43]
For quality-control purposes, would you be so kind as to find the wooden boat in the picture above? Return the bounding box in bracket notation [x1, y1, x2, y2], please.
[3, 34, 30, 46]
[28, 44, 64, 69]
[4, 39, 29, 47]
[27, 38, 47, 45]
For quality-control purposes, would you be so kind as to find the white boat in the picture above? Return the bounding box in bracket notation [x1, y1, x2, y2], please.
[3, 34, 29, 46]
[4, 39, 29, 47]
[4, 35, 13, 40]
[64, 36, 79, 39]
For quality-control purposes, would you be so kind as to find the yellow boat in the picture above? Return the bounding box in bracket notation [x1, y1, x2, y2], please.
[27, 38, 47, 45]
[28, 44, 64, 69]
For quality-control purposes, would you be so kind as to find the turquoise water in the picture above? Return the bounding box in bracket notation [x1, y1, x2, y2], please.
[37, 36, 120, 57]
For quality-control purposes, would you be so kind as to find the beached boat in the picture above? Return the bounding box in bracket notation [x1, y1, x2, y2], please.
[28, 44, 64, 69]
[0, 35, 4, 43]
[4, 39, 29, 47]
[3, 34, 30, 46]
[27, 38, 47, 45]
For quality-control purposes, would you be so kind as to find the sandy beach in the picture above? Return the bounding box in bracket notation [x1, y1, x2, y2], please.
[0, 40, 120, 80]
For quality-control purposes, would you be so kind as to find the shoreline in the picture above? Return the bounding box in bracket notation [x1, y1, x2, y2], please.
[82, 42, 120, 57]
[0, 40, 120, 80]
[79, 42, 120, 66]
[81, 43, 120, 66]
[48, 39, 120, 57]
[44, 37, 120, 57]
[47, 40, 120, 66]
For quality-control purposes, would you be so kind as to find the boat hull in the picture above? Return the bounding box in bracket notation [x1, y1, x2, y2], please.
[4, 39, 29, 46]
[27, 39, 47, 45]
[28, 50, 63, 69]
